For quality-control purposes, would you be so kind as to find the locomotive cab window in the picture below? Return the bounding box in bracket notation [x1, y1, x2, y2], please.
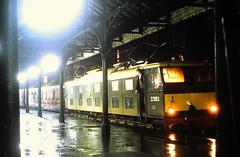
[162, 67, 185, 83]
[194, 67, 214, 82]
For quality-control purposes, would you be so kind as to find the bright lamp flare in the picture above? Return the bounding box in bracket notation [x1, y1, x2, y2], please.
[17, 72, 27, 83]
[21, 0, 84, 33]
[168, 107, 175, 115]
[40, 54, 60, 73]
[27, 66, 40, 79]
[210, 105, 218, 113]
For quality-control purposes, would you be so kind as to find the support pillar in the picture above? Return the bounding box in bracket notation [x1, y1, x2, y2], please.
[0, 0, 21, 156]
[101, 51, 110, 135]
[100, 1, 110, 136]
[38, 74, 42, 117]
[59, 52, 65, 123]
[214, 0, 240, 156]
[26, 79, 29, 113]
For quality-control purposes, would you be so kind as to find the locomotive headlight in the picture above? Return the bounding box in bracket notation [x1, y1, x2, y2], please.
[209, 104, 218, 114]
[168, 107, 175, 115]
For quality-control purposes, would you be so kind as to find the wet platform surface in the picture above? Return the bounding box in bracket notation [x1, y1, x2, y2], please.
[20, 109, 216, 157]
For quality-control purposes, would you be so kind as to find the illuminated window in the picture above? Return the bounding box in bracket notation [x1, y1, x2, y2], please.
[69, 87, 74, 94]
[78, 86, 82, 93]
[94, 83, 100, 93]
[112, 97, 119, 108]
[112, 81, 119, 91]
[125, 79, 133, 90]
[87, 85, 91, 93]
[44, 91, 47, 100]
[163, 67, 185, 83]
[43, 75, 48, 83]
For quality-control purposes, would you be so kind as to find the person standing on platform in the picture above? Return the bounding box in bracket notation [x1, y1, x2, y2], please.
[135, 68, 145, 120]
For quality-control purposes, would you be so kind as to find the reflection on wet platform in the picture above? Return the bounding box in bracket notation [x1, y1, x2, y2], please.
[20, 109, 216, 157]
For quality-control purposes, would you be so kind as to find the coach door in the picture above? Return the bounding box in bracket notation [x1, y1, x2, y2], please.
[145, 67, 164, 117]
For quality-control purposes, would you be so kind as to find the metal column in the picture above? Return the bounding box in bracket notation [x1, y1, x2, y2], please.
[26, 79, 30, 113]
[101, 1, 110, 135]
[214, 0, 240, 156]
[0, 0, 21, 156]
[38, 74, 42, 117]
[59, 51, 65, 123]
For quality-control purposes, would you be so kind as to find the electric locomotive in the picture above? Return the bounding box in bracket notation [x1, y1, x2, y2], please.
[64, 60, 218, 134]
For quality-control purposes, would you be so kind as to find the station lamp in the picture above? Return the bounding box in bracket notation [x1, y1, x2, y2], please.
[17, 72, 27, 84]
[21, 0, 85, 34]
[40, 54, 60, 74]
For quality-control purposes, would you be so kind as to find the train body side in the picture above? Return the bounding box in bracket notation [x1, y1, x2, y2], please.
[19, 85, 60, 112]
[19, 61, 217, 134]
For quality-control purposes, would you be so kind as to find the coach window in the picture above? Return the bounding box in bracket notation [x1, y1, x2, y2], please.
[78, 86, 83, 93]
[44, 91, 47, 101]
[86, 85, 91, 93]
[125, 97, 134, 109]
[70, 98, 74, 106]
[95, 98, 100, 107]
[69, 87, 74, 95]
[125, 79, 133, 90]
[78, 86, 83, 106]
[112, 97, 119, 108]
[94, 83, 100, 93]
[78, 98, 83, 106]
[112, 81, 119, 91]
[52, 90, 55, 100]
[87, 98, 92, 106]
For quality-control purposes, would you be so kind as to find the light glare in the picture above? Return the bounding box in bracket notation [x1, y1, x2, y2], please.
[21, 0, 85, 33]
[40, 54, 60, 73]
[168, 107, 175, 115]
[17, 72, 27, 83]
[27, 66, 40, 79]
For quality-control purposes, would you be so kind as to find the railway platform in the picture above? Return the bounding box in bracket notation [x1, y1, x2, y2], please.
[20, 109, 216, 157]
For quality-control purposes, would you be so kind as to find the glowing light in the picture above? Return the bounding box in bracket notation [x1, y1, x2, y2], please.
[168, 107, 175, 115]
[166, 143, 176, 157]
[210, 105, 218, 113]
[17, 72, 27, 83]
[208, 138, 216, 157]
[27, 66, 40, 79]
[168, 133, 177, 141]
[40, 54, 60, 73]
[21, 0, 85, 33]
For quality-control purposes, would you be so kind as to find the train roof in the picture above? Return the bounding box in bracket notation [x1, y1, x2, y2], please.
[65, 60, 213, 85]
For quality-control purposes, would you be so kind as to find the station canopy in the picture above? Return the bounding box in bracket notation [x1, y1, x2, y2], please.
[18, 0, 212, 72]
